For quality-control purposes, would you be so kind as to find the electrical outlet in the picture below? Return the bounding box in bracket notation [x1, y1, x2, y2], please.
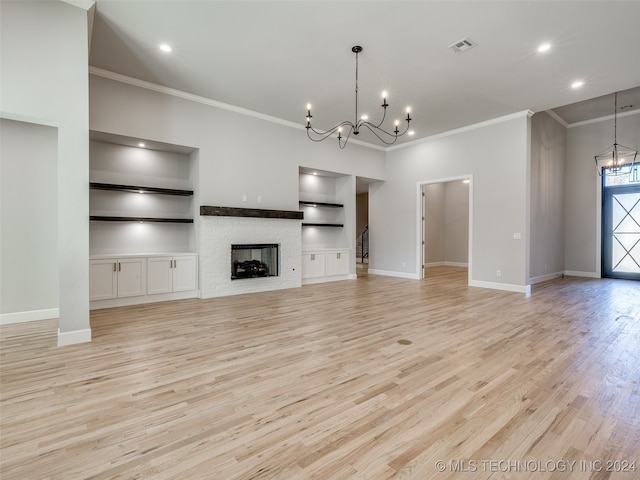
[242, 194, 247, 202]
[402, 262, 406, 268]
[257, 196, 262, 203]
[513, 232, 521, 240]
[496, 270, 502, 277]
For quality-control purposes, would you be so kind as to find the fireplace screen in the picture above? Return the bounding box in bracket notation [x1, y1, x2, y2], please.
[231, 244, 279, 280]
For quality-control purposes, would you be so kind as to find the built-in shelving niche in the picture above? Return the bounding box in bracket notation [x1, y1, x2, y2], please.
[299, 167, 351, 247]
[89, 131, 198, 255]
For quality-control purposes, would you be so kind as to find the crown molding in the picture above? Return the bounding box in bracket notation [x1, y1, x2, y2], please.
[88, 67, 385, 151]
[61, 0, 95, 10]
[544, 109, 569, 128]
[567, 108, 640, 128]
[386, 110, 534, 152]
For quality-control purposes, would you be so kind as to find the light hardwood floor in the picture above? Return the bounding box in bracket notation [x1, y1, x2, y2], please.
[1, 268, 639, 479]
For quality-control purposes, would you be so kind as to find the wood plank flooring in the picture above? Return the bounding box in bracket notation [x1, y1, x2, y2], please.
[1, 267, 639, 479]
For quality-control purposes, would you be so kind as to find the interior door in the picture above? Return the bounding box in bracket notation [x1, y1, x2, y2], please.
[602, 178, 640, 280]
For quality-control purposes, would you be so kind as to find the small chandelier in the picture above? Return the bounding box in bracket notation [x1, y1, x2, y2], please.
[594, 91, 637, 176]
[305, 46, 413, 149]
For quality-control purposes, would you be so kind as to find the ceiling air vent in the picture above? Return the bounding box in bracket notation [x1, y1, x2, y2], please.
[448, 37, 477, 54]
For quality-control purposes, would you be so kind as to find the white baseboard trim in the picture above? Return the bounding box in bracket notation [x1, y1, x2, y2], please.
[424, 262, 468, 268]
[90, 290, 199, 310]
[302, 274, 356, 285]
[0, 308, 59, 325]
[564, 270, 600, 278]
[368, 269, 421, 280]
[57, 328, 92, 346]
[469, 279, 531, 294]
[445, 262, 468, 268]
[529, 272, 564, 285]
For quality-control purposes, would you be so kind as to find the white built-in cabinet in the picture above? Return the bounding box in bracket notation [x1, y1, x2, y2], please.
[325, 250, 349, 277]
[302, 251, 326, 279]
[301, 249, 350, 282]
[147, 255, 197, 294]
[90, 257, 146, 300]
[90, 254, 198, 309]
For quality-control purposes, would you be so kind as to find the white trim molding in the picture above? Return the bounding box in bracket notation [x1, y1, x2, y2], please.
[0, 308, 59, 325]
[368, 269, 421, 280]
[57, 328, 92, 347]
[424, 262, 468, 268]
[388, 110, 534, 151]
[469, 279, 531, 295]
[564, 270, 600, 278]
[567, 108, 640, 128]
[529, 272, 564, 285]
[302, 274, 357, 285]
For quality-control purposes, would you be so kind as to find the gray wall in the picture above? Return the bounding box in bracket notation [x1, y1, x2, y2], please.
[373, 113, 530, 289]
[565, 112, 640, 275]
[1, 120, 58, 315]
[1, 1, 90, 340]
[529, 111, 566, 281]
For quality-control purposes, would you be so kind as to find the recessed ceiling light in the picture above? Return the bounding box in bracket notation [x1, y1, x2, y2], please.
[312, 172, 318, 175]
[159, 43, 172, 53]
[537, 43, 551, 53]
[138, 142, 145, 148]
[571, 80, 584, 89]
[463, 179, 470, 184]
[408, 130, 415, 136]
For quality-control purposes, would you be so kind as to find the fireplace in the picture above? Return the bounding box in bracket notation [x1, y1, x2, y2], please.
[231, 243, 279, 280]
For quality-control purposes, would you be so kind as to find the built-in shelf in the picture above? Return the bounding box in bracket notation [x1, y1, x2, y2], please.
[90, 182, 194, 196]
[299, 201, 343, 208]
[302, 223, 344, 228]
[90, 216, 194, 223]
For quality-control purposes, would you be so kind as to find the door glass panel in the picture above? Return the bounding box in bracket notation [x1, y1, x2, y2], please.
[611, 192, 640, 274]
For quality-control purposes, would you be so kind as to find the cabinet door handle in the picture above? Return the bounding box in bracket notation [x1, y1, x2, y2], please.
[172, 259, 176, 268]
[337, 253, 341, 259]
[311, 254, 315, 261]
[113, 262, 117, 272]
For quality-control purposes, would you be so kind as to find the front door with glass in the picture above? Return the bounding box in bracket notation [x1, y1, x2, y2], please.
[602, 167, 640, 280]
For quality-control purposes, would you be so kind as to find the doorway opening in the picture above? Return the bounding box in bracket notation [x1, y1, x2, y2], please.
[419, 177, 472, 284]
[601, 166, 640, 280]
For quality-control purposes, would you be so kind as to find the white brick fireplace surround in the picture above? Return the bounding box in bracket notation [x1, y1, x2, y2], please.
[199, 208, 303, 298]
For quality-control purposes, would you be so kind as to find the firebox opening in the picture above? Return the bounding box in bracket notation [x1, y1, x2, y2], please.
[231, 243, 279, 280]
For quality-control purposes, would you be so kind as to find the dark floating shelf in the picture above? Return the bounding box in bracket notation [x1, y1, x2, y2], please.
[90, 216, 194, 223]
[90, 182, 194, 196]
[200, 206, 303, 220]
[302, 223, 344, 228]
[299, 201, 343, 208]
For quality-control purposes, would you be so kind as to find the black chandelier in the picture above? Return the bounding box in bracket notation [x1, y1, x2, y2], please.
[305, 46, 413, 149]
[594, 91, 637, 176]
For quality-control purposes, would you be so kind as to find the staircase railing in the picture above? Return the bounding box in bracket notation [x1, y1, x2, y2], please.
[360, 225, 369, 263]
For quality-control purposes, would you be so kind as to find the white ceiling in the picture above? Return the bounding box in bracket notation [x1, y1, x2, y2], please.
[88, 1, 640, 148]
